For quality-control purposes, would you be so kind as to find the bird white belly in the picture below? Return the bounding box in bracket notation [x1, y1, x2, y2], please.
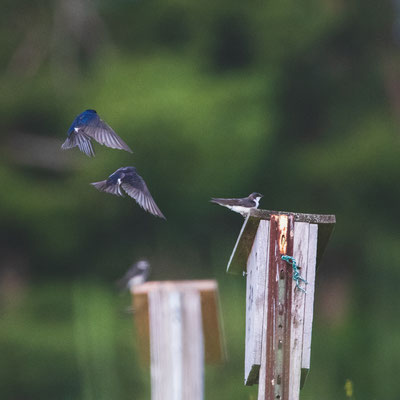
[128, 275, 144, 288]
[226, 205, 251, 215]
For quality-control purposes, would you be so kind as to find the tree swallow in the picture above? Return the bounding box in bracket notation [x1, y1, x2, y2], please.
[210, 192, 263, 216]
[91, 166, 166, 219]
[61, 109, 133, 157]
[116, 259, 151, 291]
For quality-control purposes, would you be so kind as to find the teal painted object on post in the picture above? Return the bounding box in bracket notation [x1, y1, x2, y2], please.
[281, 255, 308, 293]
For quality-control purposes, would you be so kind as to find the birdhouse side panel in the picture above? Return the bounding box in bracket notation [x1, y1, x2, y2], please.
[132, 292, 150, 364]
[301, 223, 318, 386]
[289, 222, 310, 399]
[245, 220, 270, 385]
[200, 287, 226, 364]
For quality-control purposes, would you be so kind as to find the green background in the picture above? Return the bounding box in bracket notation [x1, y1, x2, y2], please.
[1, 0, 399, 399]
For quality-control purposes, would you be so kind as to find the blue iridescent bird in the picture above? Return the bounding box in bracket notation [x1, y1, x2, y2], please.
[91, 166, 166, 219]
[61, 109, 132, 157]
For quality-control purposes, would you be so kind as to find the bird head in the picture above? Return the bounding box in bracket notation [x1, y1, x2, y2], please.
[250, 192, 263, 208]
[136, 260, 150, 271]
[250, 192, 263, 200]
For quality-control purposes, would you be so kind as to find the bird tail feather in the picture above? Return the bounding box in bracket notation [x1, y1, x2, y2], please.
[210, 198, 224, 205]
[61, 132, 95, 157]
[91, 180, 124, 197]
[61, 137, 75, 150]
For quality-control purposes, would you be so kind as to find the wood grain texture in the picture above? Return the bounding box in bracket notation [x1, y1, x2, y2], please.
[245, 220, 270, 385]
[201, 286, 226, 364]
[263, 214, 294, 400]
[257, 273, 268, 400]
[300, 223, 318, 388]
[249, 209, 335, 224]
[288, 222, 310, 400]
[132, 280, 225, 366]
[132, 292, 150, 364]
[149, 288, 204, 400]
[182, 290, 204, 400]
[236, 218, 320, 398]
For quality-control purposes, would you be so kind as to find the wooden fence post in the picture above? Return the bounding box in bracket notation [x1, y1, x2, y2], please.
[227, 209, 335, 400]
[131, 280, 225, 400]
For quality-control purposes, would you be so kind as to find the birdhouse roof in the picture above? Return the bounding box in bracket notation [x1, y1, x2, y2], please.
[227, 209, 336, 274]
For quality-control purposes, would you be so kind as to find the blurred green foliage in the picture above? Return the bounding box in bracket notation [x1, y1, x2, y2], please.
[1, 0, 400, 399]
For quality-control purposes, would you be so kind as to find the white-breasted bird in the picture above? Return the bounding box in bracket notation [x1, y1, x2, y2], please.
[117, 260, 151, 292]
[91, 166, 166, 219]
[210, 192, 263, 216]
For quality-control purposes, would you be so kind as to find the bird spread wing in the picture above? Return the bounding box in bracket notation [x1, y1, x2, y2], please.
[91, 180, 124, 196]
[83, 117, 133, 153]
[210, 198, 246, 206]
[121, 175, 165, 219]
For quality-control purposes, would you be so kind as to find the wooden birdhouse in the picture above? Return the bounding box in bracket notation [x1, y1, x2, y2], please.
[131, 280, 225, 400]
[227, 209, 335, 400]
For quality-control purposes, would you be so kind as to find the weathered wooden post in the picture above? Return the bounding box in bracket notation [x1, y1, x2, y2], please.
[227, 209, 335, 400]
[131, 280, 225, 400]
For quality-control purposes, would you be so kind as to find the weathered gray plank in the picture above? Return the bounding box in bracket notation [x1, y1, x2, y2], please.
[288, 222, 310, 400]
[132, 280, 225, 365]
[149, 287, 204, 400]
[262, 214, 295, 400]
[257, 278, 268, 400]
[244, 220, 270, 385]
[182, 290, 204, 400]
[200, 284, 226, 364]
[249, 209, 335, 224]
[300, 223, 318, 388]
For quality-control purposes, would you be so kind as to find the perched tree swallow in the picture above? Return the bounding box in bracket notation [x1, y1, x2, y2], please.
[91, 166, 166, 219]
[210, 192, 263, 216]
[116, 260, 151, 291]
[61, 109, 133, 157]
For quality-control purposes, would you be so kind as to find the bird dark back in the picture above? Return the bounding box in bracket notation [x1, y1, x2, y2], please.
[67, 110, 97, 134]
[120, 167, 136, 175]
[107, 171, 121, 185]
[79, 110, 98, 124]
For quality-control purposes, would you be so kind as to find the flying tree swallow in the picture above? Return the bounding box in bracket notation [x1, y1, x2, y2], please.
[91, 166, 166, 219]
[61, 109, 133, 157]
[116, 260, 151, 292]
[210, 192, 263, 216]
